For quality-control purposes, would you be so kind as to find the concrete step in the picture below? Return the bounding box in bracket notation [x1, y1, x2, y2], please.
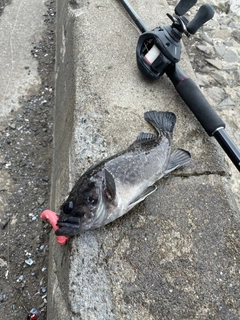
[47, 1, 240, 319]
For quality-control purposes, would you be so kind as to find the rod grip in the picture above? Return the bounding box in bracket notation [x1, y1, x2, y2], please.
[175, 77, 225, 135]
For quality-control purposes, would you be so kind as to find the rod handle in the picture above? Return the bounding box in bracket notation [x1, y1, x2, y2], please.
[167, 67, 225, 135]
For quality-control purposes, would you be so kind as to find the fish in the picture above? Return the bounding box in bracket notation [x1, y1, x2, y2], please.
[56, 111, 191, 236]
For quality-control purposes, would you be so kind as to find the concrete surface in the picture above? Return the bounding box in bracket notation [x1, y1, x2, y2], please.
[0, 0, 45, 219]
[48, 0, 240, 319]
[0, 0, 45, 122]
[0, 1, 54, 318]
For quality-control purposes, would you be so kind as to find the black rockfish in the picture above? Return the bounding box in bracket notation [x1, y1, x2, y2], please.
[56, 111, 191, 236]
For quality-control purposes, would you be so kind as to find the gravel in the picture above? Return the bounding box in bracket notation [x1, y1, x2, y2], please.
[0, 0, 55, 318]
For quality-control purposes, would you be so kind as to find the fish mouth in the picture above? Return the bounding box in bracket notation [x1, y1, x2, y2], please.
[56, 216, 81, 236]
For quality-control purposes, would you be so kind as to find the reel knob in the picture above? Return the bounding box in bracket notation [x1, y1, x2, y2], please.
[187, 4, 214, 34]
[175, 0, 198, 16]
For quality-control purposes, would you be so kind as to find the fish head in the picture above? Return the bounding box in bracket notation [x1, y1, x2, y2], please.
[56, 180, 103, 236]
[55, 169, 117, 236]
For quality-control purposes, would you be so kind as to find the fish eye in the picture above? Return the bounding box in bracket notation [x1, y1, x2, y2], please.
[63, 201, 74, 214]
[87, 196, 98, 205]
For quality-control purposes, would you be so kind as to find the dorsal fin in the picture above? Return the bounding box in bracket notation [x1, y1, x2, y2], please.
[128, 132, 156, 149]
[136, 132, 156, 142]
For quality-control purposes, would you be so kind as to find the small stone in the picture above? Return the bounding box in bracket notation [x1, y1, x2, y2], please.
[205, 59, 223, 70]
[0, 155, 6, 165]
[217, 1, 230, 13]
[9, 123, 16, 130]
[17, 275, 24, 282]
[38, 198, 45, 205]
[206, 87, 225, 103]
[233, 70, 240, 82]
[200, 66, 213, 73]
[222, 65, 239, 72]
[218, 97, 235, 107]
[223, 49, 239, 63]
[25, 258, 34, 266]
[232, 30, 240, 43]
[211, 73, 228, 86]
[230, 1, 240, 15]
[1, 218, 10, 229]
[1, 292, 7, 301]
[0, 258, 7, 267]
[197, 45, 214, 55]
[195, 73, 210, 87]
[228, 21, 237, 28]
[225, 41, 233, 47]
[200, 32, 213, 45]
[213, 45, 226, 57]
[202, 26, 215, 32]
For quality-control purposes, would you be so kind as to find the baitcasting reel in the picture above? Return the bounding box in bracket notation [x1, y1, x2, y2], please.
[136, 0, 214, 79]
[119, 0, 240, 171]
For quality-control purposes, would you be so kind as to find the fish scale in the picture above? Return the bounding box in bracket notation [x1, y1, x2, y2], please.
[106, 137, 170, 186]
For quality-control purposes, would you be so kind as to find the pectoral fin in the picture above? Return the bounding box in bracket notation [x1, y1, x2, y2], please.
[128, 185, 157, 209]
[165, 148, 191, 174]
[104, 169, 116, 202]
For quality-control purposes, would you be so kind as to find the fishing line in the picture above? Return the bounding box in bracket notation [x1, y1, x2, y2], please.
[108, 0, 141, 35]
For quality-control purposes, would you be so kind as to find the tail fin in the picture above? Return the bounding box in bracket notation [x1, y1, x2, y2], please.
[144, 111, 176, 135]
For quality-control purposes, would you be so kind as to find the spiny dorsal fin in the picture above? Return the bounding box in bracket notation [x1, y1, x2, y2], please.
[136, 132, 156, 142]
[128, 132, 156, 149]
[133, 132, 156, 144]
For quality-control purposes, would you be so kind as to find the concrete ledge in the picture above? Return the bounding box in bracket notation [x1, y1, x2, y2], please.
[47, 0, 240, 319]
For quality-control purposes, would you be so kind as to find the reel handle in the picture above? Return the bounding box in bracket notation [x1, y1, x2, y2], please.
[175, 0, 198, 16]
[187, 4, 214, 34]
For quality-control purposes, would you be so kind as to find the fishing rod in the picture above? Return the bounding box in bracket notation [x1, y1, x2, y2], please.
[119, 0, 240, 172]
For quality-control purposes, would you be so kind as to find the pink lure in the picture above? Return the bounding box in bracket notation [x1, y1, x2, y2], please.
[40, 210, 68, 245]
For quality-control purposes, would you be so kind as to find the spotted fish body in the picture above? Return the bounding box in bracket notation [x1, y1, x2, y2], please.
[56, 111, 191, 236]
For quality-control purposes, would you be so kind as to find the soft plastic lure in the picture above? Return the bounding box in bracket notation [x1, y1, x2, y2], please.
[40, 210, 69, 245]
